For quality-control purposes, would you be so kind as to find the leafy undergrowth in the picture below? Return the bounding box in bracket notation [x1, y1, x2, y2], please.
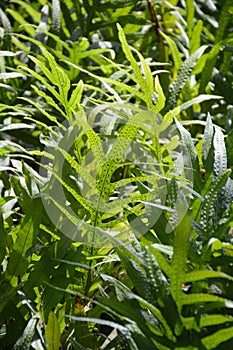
[0, 1, 233, 349]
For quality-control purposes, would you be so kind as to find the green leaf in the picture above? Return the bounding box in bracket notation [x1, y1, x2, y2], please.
[215, 0, 232, 42]
[165, 45, 207, 112]
[175, 118, 201, 190]
[45, 310, 61, 350]
[200, 38, 233, 93]
[0, 72, 25, 79]
[182, 293, 233, 307]
[184, 269, 233, 283]
[200, 314, 233, 328]
[200, 169, 231, 237]
[10, 176, 31, 214]
[13, 317, 37, 350]
[149, 245, 172, 277]
[20, 97, 64, 128]
[21, 60, 61, 102]
[116, 23, 155, 107]
[69, 337, 91, 350]
[69, 80, 84, 110]
[213, 127, 227, 178]
[30, 84, 65, 117]
[67, 315, 131, 338]
[202, 326, 233, 349]
[7, 9, 35, 36]
[170, 214, 191, 311]
[117, 23, 146, 91]
[11, 0, 41, 22]
[64, 61, 147, 103]
[0, 206, 7, 264]
[190, 20, 203, 54]
[185, 0, 195, 39]
[51, 0, 61, 35]
[154, 76, 165, 112]
[202, 113, 214, 163]
[164, 94, 221, 126]
[161, 32, 182, 72]
[0, 8, 12, 50]
[5, 197, 43, 286]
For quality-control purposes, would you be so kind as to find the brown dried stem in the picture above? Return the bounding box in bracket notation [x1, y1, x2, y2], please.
[147, 0, 162, 42]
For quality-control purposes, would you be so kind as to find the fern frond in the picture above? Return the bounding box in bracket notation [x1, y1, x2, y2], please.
[202, 325, 233, 350]
[215, 0, 232, 42]
[102, 332, 130, 350]
[190, 19, 203, 54]
[185, 0, 195, 40]
[45, 310, 61, 350]
[0, 8, 12, 50]
[224, 178, 233, 211]
[164, 94, 221, 126]
[13, 317, 37, 350]
[69, 336, 91, 349]
[164, 45, 207, 113]
[51, 0, 61, 35]
[213, 127, 227, 179]
[154, 76, 166, 112]
[161, 32, 182, 73]
[175, 118, 201, 190]
[199, 38, 233, 93]
[116, 247, 154, 304]
[200, 169, 231, 238]
[170, 214, 191, 312]
[202, 113, 214, 163]
[166, 177, 179, 226]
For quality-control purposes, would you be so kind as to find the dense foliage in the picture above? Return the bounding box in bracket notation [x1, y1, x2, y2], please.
[0, 0, 233, 349]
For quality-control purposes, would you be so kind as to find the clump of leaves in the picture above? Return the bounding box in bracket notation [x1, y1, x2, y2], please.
[0, 1, 233, 349]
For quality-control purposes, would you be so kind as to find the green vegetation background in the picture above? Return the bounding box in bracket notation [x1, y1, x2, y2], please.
[0, 0, 233, 349]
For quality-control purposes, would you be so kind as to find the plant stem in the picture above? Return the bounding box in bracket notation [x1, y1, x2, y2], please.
[147, 0, 162, 42]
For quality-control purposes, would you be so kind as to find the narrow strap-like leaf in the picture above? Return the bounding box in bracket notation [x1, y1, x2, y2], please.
[170, 214, 191, 311]
[45, 310, 61, 350]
